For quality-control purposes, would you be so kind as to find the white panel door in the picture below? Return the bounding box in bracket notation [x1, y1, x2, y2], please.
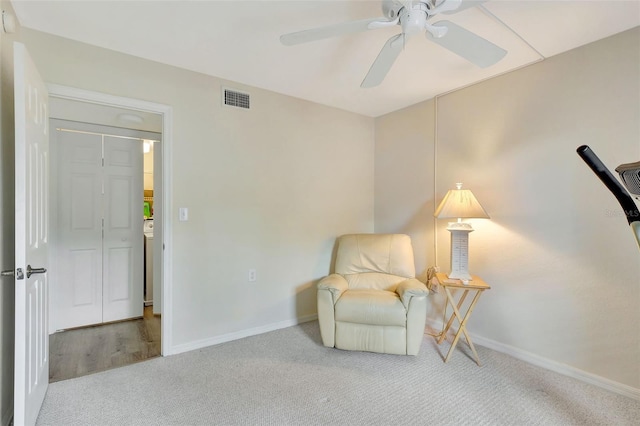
[13, 42, 49, 426]
[53, 130, 103, 329]
[103, 136, 143, 322]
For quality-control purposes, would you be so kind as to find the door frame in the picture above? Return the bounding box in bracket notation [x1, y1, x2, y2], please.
[46, 84, 174, 356]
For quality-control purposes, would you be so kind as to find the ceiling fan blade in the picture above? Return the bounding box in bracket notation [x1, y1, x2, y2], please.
[361, 34, 404, 88]
[280, 17, 395, 46]
[441, 0, 487, 15]
[426, 20, 506, 68]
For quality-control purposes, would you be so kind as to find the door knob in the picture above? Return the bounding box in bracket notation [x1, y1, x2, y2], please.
[26, 265, 47, 278]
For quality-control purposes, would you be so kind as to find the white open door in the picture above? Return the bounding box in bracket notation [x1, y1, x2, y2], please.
[102, 135, 143, 322]
[13, 42, 49, 426]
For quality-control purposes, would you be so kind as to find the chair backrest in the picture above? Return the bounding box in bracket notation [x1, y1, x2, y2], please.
[335, 234, 416, 291]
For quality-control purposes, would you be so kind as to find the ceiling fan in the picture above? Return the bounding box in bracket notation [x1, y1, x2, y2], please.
[280, 0, 507, 88]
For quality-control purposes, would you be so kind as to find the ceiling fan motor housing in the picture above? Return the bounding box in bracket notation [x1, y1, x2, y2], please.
[384, 1, 437, 36]
[401, 3, 431, 35]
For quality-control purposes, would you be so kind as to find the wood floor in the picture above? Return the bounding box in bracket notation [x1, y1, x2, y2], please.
[49, 306, 161, 383]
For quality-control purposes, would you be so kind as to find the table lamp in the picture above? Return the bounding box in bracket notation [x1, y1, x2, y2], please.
[434, 183, 489, 281]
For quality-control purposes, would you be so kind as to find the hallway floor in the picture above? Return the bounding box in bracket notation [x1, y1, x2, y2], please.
[49, 306, 161, 382]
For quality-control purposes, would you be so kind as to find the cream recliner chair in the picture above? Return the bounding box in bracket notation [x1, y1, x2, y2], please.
[317, 234, 428, 355]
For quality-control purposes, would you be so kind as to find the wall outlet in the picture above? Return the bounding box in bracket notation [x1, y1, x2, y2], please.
[248, 268, 256, 282]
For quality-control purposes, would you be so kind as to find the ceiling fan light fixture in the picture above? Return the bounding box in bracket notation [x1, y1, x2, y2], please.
[400, 7, 428, 35]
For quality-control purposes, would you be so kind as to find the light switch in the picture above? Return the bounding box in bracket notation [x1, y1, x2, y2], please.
[179, 207, 188, 221]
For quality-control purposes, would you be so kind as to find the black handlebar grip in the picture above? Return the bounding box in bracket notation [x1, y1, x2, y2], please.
[577, 145, 639, 225]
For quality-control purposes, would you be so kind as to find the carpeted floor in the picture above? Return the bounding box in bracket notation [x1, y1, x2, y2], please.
[36, 321, 639, 425]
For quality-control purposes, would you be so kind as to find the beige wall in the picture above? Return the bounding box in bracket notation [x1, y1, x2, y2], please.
[375, 27, 640, 389]
[374, 100, 435, 281]
[19, 29, 374, 349]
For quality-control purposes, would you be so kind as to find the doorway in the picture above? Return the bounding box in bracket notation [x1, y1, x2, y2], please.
[49, 121, 158, 330]
[45, 88, 172, 380]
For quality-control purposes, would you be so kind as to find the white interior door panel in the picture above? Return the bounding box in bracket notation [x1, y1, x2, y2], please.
[13, 41, 49, 426]
[102, 135, 143, 322]
[52, 125, 144, 328]
[53, 130, 102, 330]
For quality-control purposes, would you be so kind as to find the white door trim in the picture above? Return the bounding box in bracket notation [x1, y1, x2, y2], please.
[46, 84, 174, 356]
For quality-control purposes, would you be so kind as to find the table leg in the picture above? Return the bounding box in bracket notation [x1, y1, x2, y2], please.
[458, 291, 483, 365]
[437, 289, 469, 344]
[443, 287, 465, 363]
[442, 288, 485, 365]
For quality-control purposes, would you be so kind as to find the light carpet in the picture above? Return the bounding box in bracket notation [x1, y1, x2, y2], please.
[36, 321, 639, 425]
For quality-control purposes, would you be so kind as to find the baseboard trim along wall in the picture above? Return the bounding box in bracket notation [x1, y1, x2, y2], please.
[171, 314, 319, 355]
[172, 315, 638, 401]
[426, 319, 640, 401]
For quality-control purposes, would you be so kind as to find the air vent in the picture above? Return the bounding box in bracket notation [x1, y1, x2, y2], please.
[223, 88, 250, 110]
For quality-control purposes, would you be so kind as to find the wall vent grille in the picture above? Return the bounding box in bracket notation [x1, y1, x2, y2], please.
[223, 88, 250, 109]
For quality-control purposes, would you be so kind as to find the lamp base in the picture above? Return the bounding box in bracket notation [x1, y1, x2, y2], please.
[447, 225, 473, 282]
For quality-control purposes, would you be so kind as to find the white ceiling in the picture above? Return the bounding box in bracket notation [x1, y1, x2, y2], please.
[10, 0, 640, 117]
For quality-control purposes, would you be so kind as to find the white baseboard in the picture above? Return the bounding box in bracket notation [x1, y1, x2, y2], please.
[170, 314, 318, 355]
[169, 315, 638, 401]
[426, 319, 640, 401]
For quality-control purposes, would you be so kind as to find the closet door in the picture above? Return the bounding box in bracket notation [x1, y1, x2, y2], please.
[102, 136, 143, 322]
[53, 130, 103, 330]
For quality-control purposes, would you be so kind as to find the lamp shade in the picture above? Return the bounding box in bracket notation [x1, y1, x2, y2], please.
[434, 183, 490, 219]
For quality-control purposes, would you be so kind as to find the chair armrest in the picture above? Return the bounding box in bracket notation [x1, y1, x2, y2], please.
[396, 278, 428, 309]
[317, 274, 348, 348]
[317, 274, 348, 303]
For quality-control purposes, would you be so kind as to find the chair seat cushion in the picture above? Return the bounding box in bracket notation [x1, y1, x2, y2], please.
[335, 289, 406, 327]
